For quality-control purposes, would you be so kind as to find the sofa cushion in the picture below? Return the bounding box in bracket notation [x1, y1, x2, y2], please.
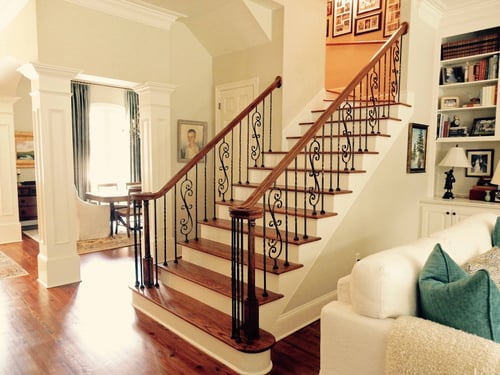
[419, 243, 500, 342]
[463, 246, 500, 289]
[493, 216, 500, 247]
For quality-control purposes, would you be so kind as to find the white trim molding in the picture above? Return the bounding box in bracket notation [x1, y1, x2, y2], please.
[63, 0, 185, 30]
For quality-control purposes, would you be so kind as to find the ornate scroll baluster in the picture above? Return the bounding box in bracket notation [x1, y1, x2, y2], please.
[267, 185, 283, 270]
[179, 176, 194, 243]
[340, 102, 353, 173]
[250, 109, 262, 167]
[367, 69, 380, 135]
[307, 138, 321, 216]
[218, 137, 230, 202]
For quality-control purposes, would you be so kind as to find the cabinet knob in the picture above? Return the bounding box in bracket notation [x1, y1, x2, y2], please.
[446, 211, 450, 215]
[452, 212, 456, 215]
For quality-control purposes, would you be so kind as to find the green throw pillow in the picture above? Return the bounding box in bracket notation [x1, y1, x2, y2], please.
[493, 216, 500, 247]
[418, 243, 500, 342]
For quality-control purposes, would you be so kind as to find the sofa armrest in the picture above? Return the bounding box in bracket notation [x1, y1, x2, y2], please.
[337, 275, 351, 303]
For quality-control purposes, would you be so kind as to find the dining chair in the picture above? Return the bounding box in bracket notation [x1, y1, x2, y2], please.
[114, 185, 142, 237]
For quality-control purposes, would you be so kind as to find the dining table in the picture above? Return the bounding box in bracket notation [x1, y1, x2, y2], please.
[85, 191, 130, 236]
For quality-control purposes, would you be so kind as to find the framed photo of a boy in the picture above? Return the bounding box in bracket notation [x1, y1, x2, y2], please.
[178, 120, 206, 162]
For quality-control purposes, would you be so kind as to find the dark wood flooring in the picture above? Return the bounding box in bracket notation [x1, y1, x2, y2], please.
[0, 235, 320, 375]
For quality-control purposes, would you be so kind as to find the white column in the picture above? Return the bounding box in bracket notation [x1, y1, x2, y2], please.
[19, 63, 80, 287]
[0, 96, 22, 243]
[135, 82, 176, 261]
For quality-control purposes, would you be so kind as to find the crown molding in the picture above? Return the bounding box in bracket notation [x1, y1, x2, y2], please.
[63, 0, 185, 30]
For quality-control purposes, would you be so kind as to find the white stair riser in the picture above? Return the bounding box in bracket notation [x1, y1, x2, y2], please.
[286, 134, 389, 153]
[297, 118, 394, 135]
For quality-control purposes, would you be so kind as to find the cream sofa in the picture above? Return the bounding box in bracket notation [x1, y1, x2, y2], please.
[75, 191, 110, 241]
[320, 213, 500, 375]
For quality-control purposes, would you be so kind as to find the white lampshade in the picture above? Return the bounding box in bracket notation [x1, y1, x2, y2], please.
[439, 145, 470, 168]
[491, 162, 500, 185]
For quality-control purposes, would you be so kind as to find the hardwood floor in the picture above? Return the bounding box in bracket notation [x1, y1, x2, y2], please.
[0, 235, 320, 374]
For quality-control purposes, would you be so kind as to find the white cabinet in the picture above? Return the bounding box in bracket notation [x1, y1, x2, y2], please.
[420, 198, 500, 237]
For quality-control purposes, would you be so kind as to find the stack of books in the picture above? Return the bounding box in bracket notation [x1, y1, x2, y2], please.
[481, 85, 498, 106]
[441, 32, 499, 60]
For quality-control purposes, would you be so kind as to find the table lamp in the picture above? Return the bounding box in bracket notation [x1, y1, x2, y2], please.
[490, 162, 500, 202]
[438, 145, 470, 199]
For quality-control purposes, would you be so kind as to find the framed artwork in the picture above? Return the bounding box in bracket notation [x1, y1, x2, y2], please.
[357, 0, 381, 15]
[354, 12, 381, 35]
[333, 0, 353, 37]
[440, 96, 460, 109]
[178, 120, 207, 162]
[471, 117, 495, 137]
[465, 149, 494, 178]
[383, 0, 400, 37]
[15, 131, 35, 168]
[406, 123, 428, 173]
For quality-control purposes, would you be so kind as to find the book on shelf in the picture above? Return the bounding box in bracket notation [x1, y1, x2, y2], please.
[481, 85, 497, 106]
[441, 32, 500, 60]
[441, 55, 498, 85]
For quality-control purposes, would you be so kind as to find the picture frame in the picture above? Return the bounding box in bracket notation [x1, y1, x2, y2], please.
[406, 123, 428, 173]
[471, 117, 495, 137]
[440, 66, 465, 85]
[354, 12, 381, 35]
[357, 0, 381, 15]
[440, 96, 460, 109]
[15, 131, 35, 168]
[383, 0, 400, 37]
[332, 0, 353, 37]
[465, 149, 494, 178]
[178, 120, 207, 163]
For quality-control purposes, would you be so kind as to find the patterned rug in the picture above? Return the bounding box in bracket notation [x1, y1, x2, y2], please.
[77, 234, 134, 255]
[0, 252, 28, 279]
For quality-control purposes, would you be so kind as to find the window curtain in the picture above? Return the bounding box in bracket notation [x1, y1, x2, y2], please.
[71, 82, 90, 198]
[126, 90, 141, 183]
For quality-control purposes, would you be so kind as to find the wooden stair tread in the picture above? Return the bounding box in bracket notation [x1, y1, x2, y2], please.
[180, 238, 303, 274]
[131, 284, 275, 353]
[159, 260, 283, 305]
[263, 150, 379, 155]
[217, 199, 337, 220]
[201, 218, 321, 245]
[298, 116, 401, 125]
[234, 183, 352, 196]
[287, 133, 391, 140]
[248, 166, 366, 174]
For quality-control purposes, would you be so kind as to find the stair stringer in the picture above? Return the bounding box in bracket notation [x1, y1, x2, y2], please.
[269, 101, 414, 340]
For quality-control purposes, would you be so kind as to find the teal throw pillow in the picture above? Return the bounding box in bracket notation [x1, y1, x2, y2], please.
[418, 243, 500, 342]
[492, 216, 500, 247]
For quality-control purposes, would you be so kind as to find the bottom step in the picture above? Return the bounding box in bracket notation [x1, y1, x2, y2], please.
[131, 284, 275, 375]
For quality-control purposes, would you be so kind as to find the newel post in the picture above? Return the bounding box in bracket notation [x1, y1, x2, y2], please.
[230, 205, 263, 343]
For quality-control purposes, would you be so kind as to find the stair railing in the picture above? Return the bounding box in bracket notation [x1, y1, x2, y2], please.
[230, 22, 409, 343]
[131, 76, 282, 288]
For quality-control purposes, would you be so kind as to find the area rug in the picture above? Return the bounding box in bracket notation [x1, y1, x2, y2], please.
[0, 251, 28, 280]
[77, 234, 134, 255]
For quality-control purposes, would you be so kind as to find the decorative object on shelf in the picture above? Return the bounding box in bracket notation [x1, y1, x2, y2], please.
[383, 0, 400, 37]
[441, 66, 465, 84]
[406, 123, 428, 174]
[15, 131, 35, 168]
[440, 96, 459, 109]
[465, 149, 494, 178]
[470, 117, 495, 136]
[354, 12, 381, 35]
[332, 0, 353, 37]
[177, 119, 207, 163]
[356, 0, 381, 15]
[438, 145, 470, 199]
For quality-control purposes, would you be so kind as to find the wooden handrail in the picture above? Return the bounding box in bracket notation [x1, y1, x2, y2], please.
[233, 22, 408, 211]
[133, 75, 282, 201]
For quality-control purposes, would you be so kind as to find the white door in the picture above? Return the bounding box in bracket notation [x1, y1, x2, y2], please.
[215, 78, 259, 133]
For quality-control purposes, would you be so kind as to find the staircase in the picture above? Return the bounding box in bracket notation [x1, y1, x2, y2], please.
[130, 23, 409, 375]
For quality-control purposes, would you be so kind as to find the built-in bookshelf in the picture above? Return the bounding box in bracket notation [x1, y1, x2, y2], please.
[437, 27, 499, 142]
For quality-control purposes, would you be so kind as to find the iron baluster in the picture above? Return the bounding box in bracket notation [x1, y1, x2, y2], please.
[294, 158, 299, 241]
[174, 185, 178, 262]
[179, 175, 194, 243]
[303, 146, 308, 239]
[218, 137, 230, 202]
[267, 184, 283, 270]
[154, 199, 159, 288]
[163, 194, 167, 266]
[250, 109, 262, 167]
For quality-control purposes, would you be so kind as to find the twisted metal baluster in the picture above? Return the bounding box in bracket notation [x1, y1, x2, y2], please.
[250, 109, 262, 167]
[367, 69, 380, 135]
[307, 138, 321, 216]
[218, 137, 230, 202]
[340, 102, 353, 173]
[267, 185, 283, 270]
[179, 176, 194, 243]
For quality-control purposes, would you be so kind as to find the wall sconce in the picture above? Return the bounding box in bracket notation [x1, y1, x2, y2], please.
[438, 145, 470, 199]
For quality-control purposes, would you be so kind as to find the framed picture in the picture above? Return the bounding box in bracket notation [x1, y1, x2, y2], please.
[471, 117, 495, 137]
[440, 96, 459, 109]
[15, 131, 35, 168]
[354, 13, 381, 35]
[383, 0, 400, 37]
[178, 120, 207, 162]
[332, 0, 353, 37]
[406, 123, 428, 173]
[357, 0, 381, 15]
[465, 149, 494, 178]
[440, 66, 465, 84]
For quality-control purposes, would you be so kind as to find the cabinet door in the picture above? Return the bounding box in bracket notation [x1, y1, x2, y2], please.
[420, 205, 451, 236]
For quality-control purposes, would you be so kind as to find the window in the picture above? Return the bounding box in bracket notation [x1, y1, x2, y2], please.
[88, 103, 130, 191]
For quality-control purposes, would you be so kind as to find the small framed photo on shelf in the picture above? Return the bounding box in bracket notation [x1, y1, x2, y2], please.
[354, 12, 381, 35]
[471, 117, 495, 137]
[440, 96, 459, 109]
[465, 149, 494, 178]
[440, 66, 465, 85]
[406, 123, 428, 174]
